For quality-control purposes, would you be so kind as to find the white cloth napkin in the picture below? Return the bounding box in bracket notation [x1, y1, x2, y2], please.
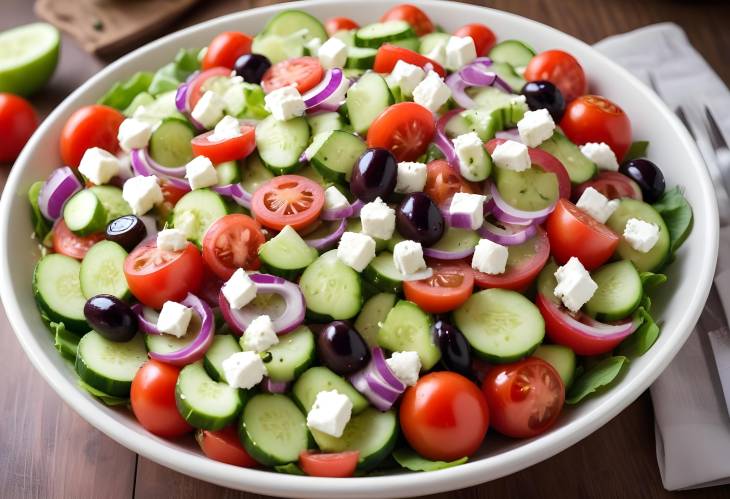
[594, 23, 730, 491]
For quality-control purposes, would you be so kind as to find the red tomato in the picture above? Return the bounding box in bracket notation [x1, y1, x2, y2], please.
[367, 102, 436, 162]
[380, 4, 434, 36]
[60, 105, 124, 167]
[202, 32, 253, 70]
[472, 227, 550, 291]
[191, 124, 256, 164]
[251, 175, 325, 231]
[403, 260, 474, 313]
[560, 95, 633, 161]
[299, 451, 359, 478]
[546, 198, 619, 270]
[482, 357, 565, 438]
[373, 44, 445, 78]
[52, 220, 104, 260]
[524, 50, 587, 103]
[325, 17, 359, 36]
[0, 93, 38, 163]
[202, 214, 264, 280]
[400, 372, 489, 461]
[187, 67, 232, 110]
[160, 181, 189, 206]
[573, 171, 642, 202]
[131, 360, 192, 437]
[261, 57, 324, 94]
[424, 159, 476, 207]
[196, 427, 258, 467]
[453, 24, 496, 56]
[124, 240, 204, 308]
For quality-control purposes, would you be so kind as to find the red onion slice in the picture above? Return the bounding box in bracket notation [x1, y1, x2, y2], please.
[495, 128, 522, 143]
[478, 219, 537, 246]
[38, 167, 83, 221]
[349, 199, 365, 218]
[433, 108, 462, 169]
[488, 182, 555, 225]
[321, 201, 354, 221]
[446, 60, 512, 109]
[175, 82, 189, 114]
[132, 303, 161, 335]
[262, 377, 290, 393]
[423, 245, 475, 260]
[302, 68, 348, 109]
[537, 293, 639, 341]
[130, 148, 191, 192]
[349, 370, 394, 411]
[304, 218, 347, 251]
[349, 347, 407, 411]
[213, 183, 253, 209]
[371, 347, 406, 391]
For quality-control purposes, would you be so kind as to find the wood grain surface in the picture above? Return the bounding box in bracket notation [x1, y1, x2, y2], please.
[1, 1, 729, 498]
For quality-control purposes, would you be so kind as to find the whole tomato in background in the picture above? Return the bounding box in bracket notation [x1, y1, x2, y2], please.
[0, 93, 38, 163]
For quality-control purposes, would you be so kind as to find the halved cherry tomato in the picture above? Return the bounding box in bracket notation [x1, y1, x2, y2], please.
[187, 67, 232, 110]
[453, 23, 496, 56]
[299, 451, 359, 478]
[380, 4, 434, 37]
[560, 95, 632, 161]
[124, 240, 204, 308]
[424, 159, 476, 207]
[202, 214, 265, 280]
[60, 104, 124, 167]
[261, 57, 324, 94]
[202, 32, 253, 70]
[52, 220, 104, 260]
[524, 50, 587, 103]
[400, 372, 489, 461]
[373, 44, 445, 78]
[573, 171, 642, 202]
[403, 260, 474, 313]
[191, 124, 256, 164]
[0, 93, 38, 163]
[196, 427, 258, 467]
[160, 181, 189, 206]
[472, 227, 550, 291]
[325, 17, 359, 36]
[367, 102, 436, 162]
[131, 360, 193, 438]
[545, 198, 619, 270]
[251, 175, 325, 231]
[482, 357, 565, 438]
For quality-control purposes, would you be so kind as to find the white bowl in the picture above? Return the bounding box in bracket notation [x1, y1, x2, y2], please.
[0, 1, 718, 497]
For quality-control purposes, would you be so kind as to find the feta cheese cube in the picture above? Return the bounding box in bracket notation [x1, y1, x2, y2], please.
[222, 268, 257, 309]
[78, 147, 121, 185]
[242, 315, 279, 352]
[305, 37, 322, 57]
[174, 210, 198, 239]
[337, 232, 376, 272]
[472, 239, 509, 275]
[191, 90, 225, 129]
[122, 175, 163, 216]
[318, 37, 348, 69]
[324, 186, 350, 212]
[445, 36, 477, 70]
[386, 351, 422, 386]
[117, 118, 153, 152]
[208, 115, 242, 142]
[393, 240, 427, 275]
[517, 109, 556, 148]
[450, 192, 487, 230]
[360, 197, 396, 240]
[453, 132, 486, 179]
[390, 60, 426, 97]
[425, 40, 447, 67]
[185, 155, 218, 190]
[623, 218, 660, 253]
[491, 139, 531, 172]
[395, 161, 428, 193]
[306, 390, 353, 438]
[580, 142, 619, 171]
[156, 228, 188, 252]
[576, 187, 619, 224]
[157, 301, 192, 338]
[413, 71, 451, 113]
[222, 351, 266, 389]
[264, 85, 306, 121]
[553, 257, 597, 312]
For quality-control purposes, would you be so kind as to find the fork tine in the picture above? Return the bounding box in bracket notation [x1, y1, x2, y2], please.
[646, 71, 660, 94]
[703, 105, 729, 150]
[675, 106, 695, 140]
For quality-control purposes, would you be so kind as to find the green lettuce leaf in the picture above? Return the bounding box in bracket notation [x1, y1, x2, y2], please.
[617, 306, 660, 357]
[639, 271, 667, 293]
[78, 380, 129, 406]
[566, 356, 629, 404]
[148, 48, 201, 96]
[28, 180, 51, 240]
[274, 463, 305, 475]
[624, 140, 650, 161]
[98, 71, 154, 110]
[653, 187, 693, 254]
[393, 447, 468, 472]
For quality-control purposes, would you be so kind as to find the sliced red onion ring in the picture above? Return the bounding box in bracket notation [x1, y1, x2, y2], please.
[131, 303, 161, 335]
[219, 273, 305, 335]
[304, 218, 347, 250]
[38, 167, 83, 221]
[433, 108, 462, 169]
[262, 377, 290, 393]
[307, 102, 342, 114]
[446, 60, 512, 109]
[349, 199, 365, 218]
[495, 128, 522, 143]
[212, 183, 252, 209]
[132, 147, 187, 177]
[302, 68, 348, 109]
[349, 347, 406, 411]
[478, 219, 537, 246]
[488, 182, 555, 225]
[130, 148, 192, 192]
[371, 347, 405, 392]
[423, 244, 475, 260]
[321, 200, 355, 221]
[538, 293, 640, 341]
[175, 82, 189, 114]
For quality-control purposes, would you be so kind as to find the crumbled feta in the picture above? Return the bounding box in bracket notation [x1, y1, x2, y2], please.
[472, 238, 509, 275]
[191, 90, 225, 129]
[264, 85, 306, 121]
[393, 240, 427, 275]
[413, 71, 451, 113]
[576, 187, 619, 224]
[78, 147, 120, 185]
[623, 218, 660, 253]
[222, 351, 266, 390]
[386, 351, 421, 386]
[491, 140, 531, 172]
[453, 131, 486, 180]
[389, 60, 426, 97]
[580, 142, 619, 171]
[117, 118, 153, 152]
[360, 197, 396, 240]
[425, 40, 447, 67]
[517, 109, 556, 148]
[242, 315, 279, 352]
[122, 175, 163, 216]
[450, 192, 487, 230]
[185, 155, 218, 190]
[306, 390, 353, 438]
[318, 37, 348, 69]
[222, 268, 257, 309]
[395, 161, 428, 193]
[445, 35, 477, 71]
[324, 186, 350, 212]
[305, 37, 322, 57]
[337, 231, 376, 272]
[157, 301, 192, 338]
[553, 257, 597, 312]
[208, 115, 242, 142]
[156, 228, 187, 252]
[174, 210, 198, 239]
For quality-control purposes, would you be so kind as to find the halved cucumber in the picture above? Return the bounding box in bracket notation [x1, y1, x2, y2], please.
[259, 225, 318, 280]
[490, 62, 526, 93]
[75, 332, 147, 397]
[63, 189, 107, 236]
[469, 86, 527, 128]
[585, 260, 642, 321]
[429, 226, 481, 255]
[88, 185, 132, 223]
[533, 344, 576, 388]
[299, 250, 363, 321]
[354, 292, 397, 348]
[175, 360, 243, 430]
[255, 115, 309, 174]
[346, 72, 394, 135]
[33, 253, 87, 332]
[390, 38, 420, 52]
[377, 300, 440, 369]
[355, 21, 415, 48]
[292, 366, 369, 415]
[494, 165, 560, 212]
[203, 334, 241, 382]
[539, 132, 597, 184]
[240, 152, 274, 195]
[172, 189, 228, 245]
[80, 240, 129, 299]
[488, 40, 536, 68]
[308, 130, 367, 183]
[444, 108, 500, 142]
[363, 252, 404, 294]
[346, 46, 378, 69]
[606, 199, 671, 272]
[307, 111, 351, 136]
[149, 117, 195, 167]
[262, 326, 316, 382]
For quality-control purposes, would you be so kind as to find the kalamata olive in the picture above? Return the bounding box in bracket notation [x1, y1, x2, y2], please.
[432, 320, 471, 376]
[105, 215, 147, 251]
[396, 192, 444, 246]
[619, 158, 665, 203]
[350, 148, 398, 202]
[84, 294, 138, 342]
[234, 53, 272, 84]
[521, 80, 565, 122]
[316, 321, 371, 375]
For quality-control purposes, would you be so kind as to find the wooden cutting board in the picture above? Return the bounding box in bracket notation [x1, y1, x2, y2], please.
[35, 0, 201, 56]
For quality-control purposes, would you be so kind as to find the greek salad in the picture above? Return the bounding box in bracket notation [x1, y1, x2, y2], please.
[29, 4, 694, 477]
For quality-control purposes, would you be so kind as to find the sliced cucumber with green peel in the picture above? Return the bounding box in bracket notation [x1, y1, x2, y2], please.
[363, 252, 404, 294]
[252, 34, 305, 65]
[259, 225, 318, 280]
[377, 300, 440, 369]
[63, 190, 107, 236]
[418, 32, 450, 56]
[175, 361, 243, 430]
[88, 185, 132, 223]
[495, 165, 560, 212]
[149, 117, 195, 167]
[489, 40, 536, 68]
[172, 189, 228, 245]
[332, 29, 356, 46]
[33, 254, 87, 332]
[307, 112, 350, 136]
[308, 130, 366, 183]
[346, 72, 394, 135]
[203, 334, 241, 381]
[80, 240, 129, 299]
[389, 38, 420, 52]
[533, 344, 576, 388]
[346, 218, 389, 252]
[355, 21, 415, 48]
[262, 326, 315, 382]
[260, 9, 327, 43]
[216, 161, 241, 185]
[354, 292, 397, 348]
[606, 199, 671, 272]
[292, 366, 369, 415]
[346, 47, 378, 69]
[240, 153, 274, 195]
[469, 86, 526, 128]
[54, 324, 81, 361]
[444, 108, 499, 142]
[491, 61, 527, 93]
[255, 115, 309, 174]
[75, 332, 147, 397]
[539, 132, 597, 184]
[429, 226, 480, 255]
[299, 250, 363, 321]
[145, 326, 201, 355]
[585, 260, 642, 321]
[0, 23, 60, 96]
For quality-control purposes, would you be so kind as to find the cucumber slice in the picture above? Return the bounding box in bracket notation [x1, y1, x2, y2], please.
[606, 199, 671, 272]
[255, 115, 309, 174]
[203, 334, 241, 381]
[175, 360, 243, 430]
[418, 32, 450, 56]
[309, 130, 367, 183]
[251, 34, 305, 65]
[377, 300, 440, 369]
[240, 153, 274, 195]
[172, 189, 228, 245]
[585, 260, 642, 321]
[468, 86, 526, 128]
[536, 259, 559, 299]
[533, 344, 576, 388]
[75, 332, 147, 397]
[79, 240, 129, 299]
[259, 225, 318, 280]
[54, 323, 81, 361]
[240, 393, 309, 466]
[132, 90, 186, 125]
[454, 288, 545, 363]
[216, 161, 241, 185]
[145, 324, 201, 355]
[29, 180, 51, 239]
[33, 254, 87, 332]
[444, 108, 499, 142]
[0, 23, 60, 97]
[88, 185, 132, 223]
[539, 132, 597, 184]
[429, 226, 480, 255]
[355, 21, 415, 48]
[494, 165, 560, 212]
[292, 366, 369, 415]
[332, 29, 356, 46]
[389, 38, 420, 52]
[307, 112, 350, 136]
[262, 326, 316, 382]
[363, 252, 404, 294]
[491, 61, 526, 93]
[261, 9, 327, 43]
[298, 165, 330, 188]
[300, 250, 363, 321]
[354, 292, 397, 348]
[148, 117, 195, 167]
[488, 40, 536, 68]
[63, 189, 107, 236]
[346, 72, 395, 135]
[123, 92, 154, 117]
[346, 47, 378, 69]
[346, 218, 389, 252]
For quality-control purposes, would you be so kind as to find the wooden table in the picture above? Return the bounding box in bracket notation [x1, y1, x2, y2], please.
[2, 1, 729, 497]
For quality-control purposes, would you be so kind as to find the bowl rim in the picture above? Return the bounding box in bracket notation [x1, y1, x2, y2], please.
[0, 0, 719, 497]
